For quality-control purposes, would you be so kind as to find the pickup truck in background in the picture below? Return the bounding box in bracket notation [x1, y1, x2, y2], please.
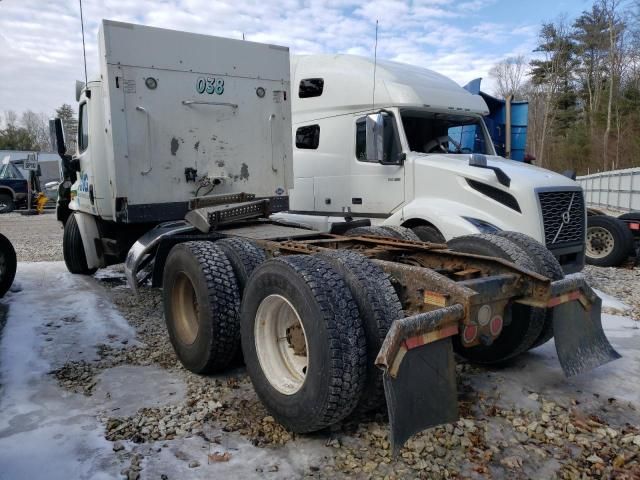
[274, 54, 586, 273]
[0, 159, 32, 213]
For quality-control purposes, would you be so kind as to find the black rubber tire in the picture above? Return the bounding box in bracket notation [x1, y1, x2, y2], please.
[345, 225, 394, 238]
[497, 231, 564, 349]
[62, 214, 97, 275]
[447, 233, 545, 364]
[379, 225, 421, 241]
[0, 233, 17, 298]
[215, 237, 267, 364]
[240, 255, 367, 432]
[318, 250, 403, 412]
[412, 225, 446, 243]
[163, 241, 241, 374]
[215, 237, 266, 294]
[586, 215, 634, 267]
[0, 194, 14, 214]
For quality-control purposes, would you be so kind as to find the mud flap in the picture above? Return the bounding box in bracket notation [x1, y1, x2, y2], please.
[383, 337, 458, 456]
[552, 297, 621, 377]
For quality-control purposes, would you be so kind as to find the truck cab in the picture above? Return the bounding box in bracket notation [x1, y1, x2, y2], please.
[56, 20, 293, 272]
[279, 54, 585, 273]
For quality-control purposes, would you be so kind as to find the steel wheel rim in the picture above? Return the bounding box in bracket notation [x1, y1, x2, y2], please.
[254, 294, 308, 395]
[586, 226, 615, 259]
[171, 272, 199, 345]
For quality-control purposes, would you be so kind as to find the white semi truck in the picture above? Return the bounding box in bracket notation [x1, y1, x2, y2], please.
[274, 55, 586, 273]
[55, 20, 618, 454]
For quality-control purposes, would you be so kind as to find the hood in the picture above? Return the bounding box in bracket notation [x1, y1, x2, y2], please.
[410, 153, 579, 190]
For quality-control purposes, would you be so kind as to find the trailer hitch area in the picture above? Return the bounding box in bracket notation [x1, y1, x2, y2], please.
[516, 273, 621, 377]
[375, 304, 464, 457]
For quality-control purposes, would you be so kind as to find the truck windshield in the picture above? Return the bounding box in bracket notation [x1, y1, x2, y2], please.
[401, 111, 493, 155]
[0, 162, 24, 180]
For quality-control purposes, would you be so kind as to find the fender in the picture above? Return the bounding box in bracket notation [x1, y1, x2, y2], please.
[0, 186, 16, 200]
[73, 212, 104, 270]
[398, 197, 524, 240]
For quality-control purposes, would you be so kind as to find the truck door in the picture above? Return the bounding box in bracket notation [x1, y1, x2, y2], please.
[349, 112, 405, 216]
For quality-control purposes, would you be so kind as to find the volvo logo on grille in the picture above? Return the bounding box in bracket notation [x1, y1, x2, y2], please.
[550, 192, 576, 244]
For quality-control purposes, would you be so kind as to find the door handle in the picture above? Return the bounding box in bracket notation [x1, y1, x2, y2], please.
[136, 106, 152, 175]
[182, 100, 238, 109]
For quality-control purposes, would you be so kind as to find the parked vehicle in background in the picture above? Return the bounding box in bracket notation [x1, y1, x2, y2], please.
[586, 208, 639, 267]
[276, 55, 586, 273]
[0, 160, 29, 213]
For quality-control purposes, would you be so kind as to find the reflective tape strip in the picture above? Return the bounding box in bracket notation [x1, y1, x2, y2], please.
[403, 324, 459, 351]
[423, 291, 449, 307]
[547, 290, 581, 308]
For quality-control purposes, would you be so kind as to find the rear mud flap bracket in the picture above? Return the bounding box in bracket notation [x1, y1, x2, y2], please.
[552, 295, 621, 377]
[376, 304, 463, 456]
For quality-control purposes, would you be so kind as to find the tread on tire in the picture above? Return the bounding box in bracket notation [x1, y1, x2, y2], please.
[240, 254, 367, 432]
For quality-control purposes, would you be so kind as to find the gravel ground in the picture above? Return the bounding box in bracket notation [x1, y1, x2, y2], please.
[2, 214, 640, 478]
[57, 267, 639, 479]
[0, 210, 63, 261]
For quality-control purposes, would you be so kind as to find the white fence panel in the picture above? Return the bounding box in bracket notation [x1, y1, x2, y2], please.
[577, 167, 640, 212]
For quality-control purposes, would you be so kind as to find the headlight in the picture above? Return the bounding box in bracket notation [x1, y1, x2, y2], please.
[462, 217, 501, 234]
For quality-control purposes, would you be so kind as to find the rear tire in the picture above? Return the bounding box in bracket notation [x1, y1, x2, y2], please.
[163, 241, 241, 374]
[0, 233, 17, 298]
[0, 194, 14, 214]
[318, 250, 403, 412]
[240, 255, 367, 432]
[447, 233, 545, 363]
[215, 237, 266, 294]
[412, 225, 446, 243]
[379, 225, 421, 241]
[586, 215, 633, 267]
[497, 231, 564, 349]
[63, 214, 96, 275]
[215, 237, 266, 364]
[345, 225, 394, 238]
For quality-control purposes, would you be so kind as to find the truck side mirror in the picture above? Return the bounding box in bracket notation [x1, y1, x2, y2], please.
[365, 113, 385, 163]
[53, 118, 67, 157]
[52, 117, 79, 182]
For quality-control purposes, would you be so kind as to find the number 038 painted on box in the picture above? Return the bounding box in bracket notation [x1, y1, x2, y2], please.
[196, 77, 225, 95]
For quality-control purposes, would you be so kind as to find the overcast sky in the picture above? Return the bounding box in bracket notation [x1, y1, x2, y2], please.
[0, 0, 589, 118]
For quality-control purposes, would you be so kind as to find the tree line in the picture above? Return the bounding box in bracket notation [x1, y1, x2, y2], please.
[490, 0, 640, 174]
[0, 104, 77, 153]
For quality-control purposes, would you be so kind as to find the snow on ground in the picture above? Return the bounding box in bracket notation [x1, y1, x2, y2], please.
[595, 288, 633, 313]
[0, 262, 138, 479]
[0, 263, 333, 479]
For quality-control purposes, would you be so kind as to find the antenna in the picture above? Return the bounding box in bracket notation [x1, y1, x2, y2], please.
[372, 20, 378, 110]
[79, 0, 88, 86]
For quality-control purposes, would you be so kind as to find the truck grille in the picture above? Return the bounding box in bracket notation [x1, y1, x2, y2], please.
[538, 190, 585, 246]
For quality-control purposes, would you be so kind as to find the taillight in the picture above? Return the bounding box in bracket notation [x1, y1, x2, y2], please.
[629, 222, 640, 231]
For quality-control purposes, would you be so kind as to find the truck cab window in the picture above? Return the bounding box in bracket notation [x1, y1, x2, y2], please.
[401, 111, 491, 155]
[296, 125, 320, 149]
[78, 102, 89, 153]
[299, 78, 324, 98]
[355, 114, 401, 163]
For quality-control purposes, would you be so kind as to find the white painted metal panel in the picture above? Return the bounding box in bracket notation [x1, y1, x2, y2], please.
[92, 20, 292, 221]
